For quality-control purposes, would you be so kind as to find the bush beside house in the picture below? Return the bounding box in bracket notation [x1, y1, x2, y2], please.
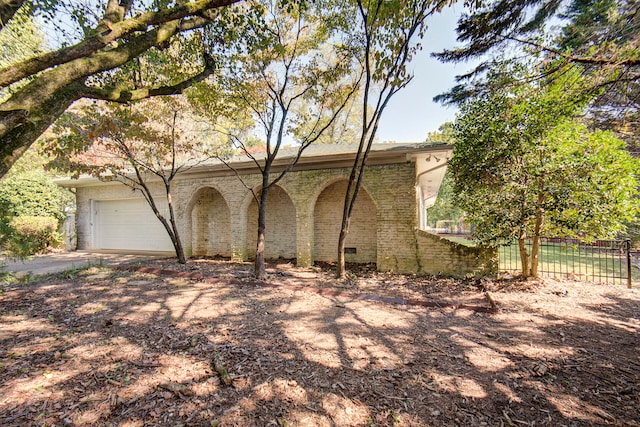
[0, 171, 72, 257]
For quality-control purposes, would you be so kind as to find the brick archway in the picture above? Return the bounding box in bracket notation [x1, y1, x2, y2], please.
[313, 180, 377, 264]
[246, 185, 297, 260]
[188, 187, 231, 257]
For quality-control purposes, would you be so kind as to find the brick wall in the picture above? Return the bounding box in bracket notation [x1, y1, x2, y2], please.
[415, 230, 498, 277]
[73, 161, 494, 276]
[191, 187, 231, 257]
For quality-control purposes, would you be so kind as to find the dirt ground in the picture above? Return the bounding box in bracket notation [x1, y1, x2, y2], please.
[0, 258, 638, 426]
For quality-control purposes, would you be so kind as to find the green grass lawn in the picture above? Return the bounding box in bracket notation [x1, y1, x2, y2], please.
[440, 235, 639, 285]
[499, 241, 640, 285]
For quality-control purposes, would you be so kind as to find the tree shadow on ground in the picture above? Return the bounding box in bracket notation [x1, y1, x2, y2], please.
[0, 266, 638, 426]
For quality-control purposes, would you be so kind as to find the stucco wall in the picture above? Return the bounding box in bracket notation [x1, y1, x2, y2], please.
[73, 161, 494, 276]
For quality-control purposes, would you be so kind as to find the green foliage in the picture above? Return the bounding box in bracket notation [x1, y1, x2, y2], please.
[0, 170, 70, 257]
[425, 121, 455, 144]
[0, 170, 71, 221]
[436, 0, 639, 147]
[199, 0, 359, 152]
[0, 6, 45, 102]
[5, 216, 62, 258]
[0, 6, 44, 67]
[0, 0, 238, 179]
[46, 96, 218, 264]
[557, 0, 640, 147]
[98, 32, 211, 92]
[46, 97, 219, 181]
[450, 69, 640, 247]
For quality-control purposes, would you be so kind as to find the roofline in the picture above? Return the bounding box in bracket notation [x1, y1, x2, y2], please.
[55, 143, 453, 188]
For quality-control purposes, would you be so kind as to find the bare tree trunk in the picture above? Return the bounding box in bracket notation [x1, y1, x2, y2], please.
[530, 235, 540, 278]
[336, 216, 350, 278]
[518, 237, 530, 277]
[530, 194, 545, 277]
[135, 176, 187, 264]
[254, 185, 270, 280]
[148, 206, 186, 264]
[170, 233, 186, 264]
[336, 180, 357, 278]
[336, 133, 370, 279]
[167, 192, 186, 264]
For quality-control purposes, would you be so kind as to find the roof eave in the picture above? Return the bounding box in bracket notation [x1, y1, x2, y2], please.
[55, 143, 453, 188]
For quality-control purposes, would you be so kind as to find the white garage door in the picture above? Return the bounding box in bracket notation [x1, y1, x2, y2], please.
[93, 199, 174, 252]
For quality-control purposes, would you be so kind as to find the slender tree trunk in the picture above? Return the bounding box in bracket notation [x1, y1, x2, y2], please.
[254, 185, 270, 280]
[170, 232, 186, 264]
[336, 216, 350, 278]
[530, 194, 545, 277]
[530, 235, 540, 278]
[337, 174, 358, 278]
[167, 191, 186, 264]
[135, 178, 187, 265]
[518, 237, 530, 277]
[150, 208, 185, 264]
[336, 139, 369, 278]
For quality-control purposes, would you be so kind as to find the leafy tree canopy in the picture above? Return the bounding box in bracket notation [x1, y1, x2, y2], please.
[0, 0, 241, 178]
[450, 66, 640, 276]
[45, 96, 221, 263]
[435, 0, 639, 146]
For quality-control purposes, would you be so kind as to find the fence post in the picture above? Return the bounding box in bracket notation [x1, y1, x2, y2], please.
[626, 239, 632, 289]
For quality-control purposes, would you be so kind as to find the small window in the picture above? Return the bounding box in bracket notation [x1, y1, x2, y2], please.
[345, 247, 357, 254]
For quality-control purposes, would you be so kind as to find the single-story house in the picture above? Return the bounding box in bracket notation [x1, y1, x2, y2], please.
[57, 143, 496, 276]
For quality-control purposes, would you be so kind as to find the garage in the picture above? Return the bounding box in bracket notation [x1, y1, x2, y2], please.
[92, 199, 174, 252]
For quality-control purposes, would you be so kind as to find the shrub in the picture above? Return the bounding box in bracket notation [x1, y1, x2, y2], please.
[5, 216, 62, 258]
[0, 170, 72, 221]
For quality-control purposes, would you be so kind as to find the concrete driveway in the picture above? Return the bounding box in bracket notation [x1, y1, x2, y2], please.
[1, 251, 164, 275]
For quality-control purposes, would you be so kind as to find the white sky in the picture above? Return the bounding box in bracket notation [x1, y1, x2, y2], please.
[377, 5, 473, 142]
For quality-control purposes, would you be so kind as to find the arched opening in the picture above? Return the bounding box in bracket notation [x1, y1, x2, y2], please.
[246, 185, 297, 260]
[189, 187, 231, 257]
[314, 180, 377, 264]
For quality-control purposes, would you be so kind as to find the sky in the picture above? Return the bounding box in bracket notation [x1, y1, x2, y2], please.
[376, 5, 473, 143]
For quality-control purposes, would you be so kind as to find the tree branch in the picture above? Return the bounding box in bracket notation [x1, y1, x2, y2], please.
[501, 34, 640, 68]
[0, 0, 236, 88]
[0, 0, 24, 30]
[79, 54, 216, 103]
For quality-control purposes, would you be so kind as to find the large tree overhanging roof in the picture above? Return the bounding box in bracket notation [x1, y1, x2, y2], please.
[56, 142, 452, 187]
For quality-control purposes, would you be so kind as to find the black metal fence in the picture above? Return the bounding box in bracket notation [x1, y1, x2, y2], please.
[499, 238, 635, 287]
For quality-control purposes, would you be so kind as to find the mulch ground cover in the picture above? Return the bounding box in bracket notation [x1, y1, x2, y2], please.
[1, 258, 638, 426]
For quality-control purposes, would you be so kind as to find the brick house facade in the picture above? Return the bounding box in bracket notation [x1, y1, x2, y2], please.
[59, 143, 497, 277]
